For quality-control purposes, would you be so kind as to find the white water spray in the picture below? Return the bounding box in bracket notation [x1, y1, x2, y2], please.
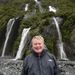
[34, 0, 39, 4]
[1, 18, 15, 57]
[49, 6, 56, 13]
[24, 4, 29, 11]
[13, 28, 30, 60]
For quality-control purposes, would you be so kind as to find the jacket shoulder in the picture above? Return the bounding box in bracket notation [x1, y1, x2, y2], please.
[46, 52, 56, 60]
[47, 52, 54, 57]
[24, 54, 32, 60]
[23, 54, 33, 64]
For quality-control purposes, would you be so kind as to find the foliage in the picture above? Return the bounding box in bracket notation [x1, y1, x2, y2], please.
[0, 0, 75, 57]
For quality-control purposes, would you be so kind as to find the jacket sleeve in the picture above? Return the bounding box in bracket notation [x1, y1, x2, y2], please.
[21, 57, 28, 75]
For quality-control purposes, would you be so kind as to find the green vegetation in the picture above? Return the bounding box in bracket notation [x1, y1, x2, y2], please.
[0, 0, 75, 57]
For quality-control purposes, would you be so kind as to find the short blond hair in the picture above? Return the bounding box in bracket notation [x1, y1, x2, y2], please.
[31, 35, 44, 43]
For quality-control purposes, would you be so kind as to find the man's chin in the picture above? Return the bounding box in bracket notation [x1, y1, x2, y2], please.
[35, 50, 43, 53]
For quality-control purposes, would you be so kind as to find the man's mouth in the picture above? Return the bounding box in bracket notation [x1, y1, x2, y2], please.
[35, 47, 41, 50]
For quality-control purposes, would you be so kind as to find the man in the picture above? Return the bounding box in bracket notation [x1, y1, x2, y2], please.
[21, 35, 60, 75]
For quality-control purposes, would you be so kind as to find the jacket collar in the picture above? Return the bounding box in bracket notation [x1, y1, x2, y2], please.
[32, 49, 47, 57]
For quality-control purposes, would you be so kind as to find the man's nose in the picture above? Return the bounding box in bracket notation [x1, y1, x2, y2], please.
[36, 44, 40, 46]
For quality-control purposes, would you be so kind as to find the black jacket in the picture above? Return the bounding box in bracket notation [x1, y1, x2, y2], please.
[21, 50, 60, 75]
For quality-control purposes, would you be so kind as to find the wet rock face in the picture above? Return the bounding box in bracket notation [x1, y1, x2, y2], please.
[63, 29, 75, 60]
[0, 58, 23, 75]
[58, 61, 75, 75]
[0, 58, 75, 75]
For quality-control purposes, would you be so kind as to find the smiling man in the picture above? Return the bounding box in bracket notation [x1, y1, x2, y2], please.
[31, 35, 45, 56]
[21, 35, 60, 75]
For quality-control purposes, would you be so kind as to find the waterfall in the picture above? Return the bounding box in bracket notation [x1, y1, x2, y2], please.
[1, 18, 15, 57]
[13, 28, 30, 60]
[34, 0, 43, 13]
[53, 17, 67, 60]
[49, 6, 68, 60]
[24, 4, 29, 11]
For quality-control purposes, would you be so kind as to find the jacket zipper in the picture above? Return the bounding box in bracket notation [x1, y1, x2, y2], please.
[38, 56, 42, 75]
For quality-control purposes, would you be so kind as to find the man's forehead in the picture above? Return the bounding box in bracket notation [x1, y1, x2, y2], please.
[32, 39, 44, 44]
[32, 38, 43, 42]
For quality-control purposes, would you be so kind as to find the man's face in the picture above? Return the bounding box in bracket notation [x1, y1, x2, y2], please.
[32, 39, 44, 54]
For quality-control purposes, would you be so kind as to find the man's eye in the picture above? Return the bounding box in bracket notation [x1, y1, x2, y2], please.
[34, 43, 37, 45]
[34, 43, 41, 45]
[38, 43, 41, 45]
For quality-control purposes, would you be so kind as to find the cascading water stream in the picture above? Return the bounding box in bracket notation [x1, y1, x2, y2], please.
[49, 6, 68, 60]
[1, 18, 15, 57]
[24, 3, 36, 20]
[24, 4, 29, 11]
[53, 17, 67, 60]
[34, 0, 43, 13]
[13, 28, 30, 60]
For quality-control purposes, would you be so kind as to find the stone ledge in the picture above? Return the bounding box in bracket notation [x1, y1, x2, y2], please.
[0, 58, 75, 75]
